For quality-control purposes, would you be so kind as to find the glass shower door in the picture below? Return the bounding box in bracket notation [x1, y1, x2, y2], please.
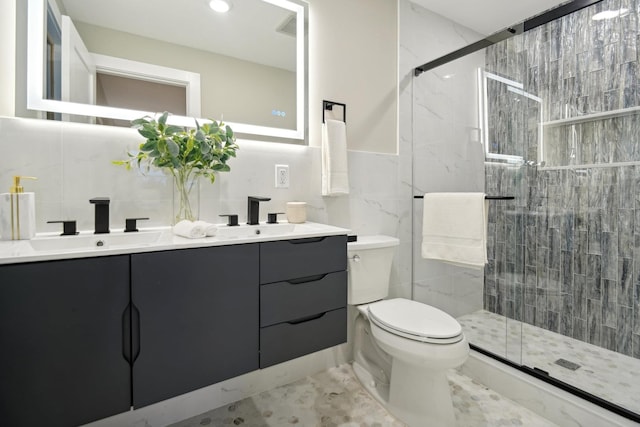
[409, 46, 524, 366]
[478, 62, 533, 366]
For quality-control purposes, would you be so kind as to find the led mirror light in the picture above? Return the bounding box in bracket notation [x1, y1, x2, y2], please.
[26, 0, 307, 140]
[592, 8, 628, 20]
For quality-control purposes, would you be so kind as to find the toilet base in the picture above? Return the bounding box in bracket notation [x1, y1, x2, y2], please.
[352, 312, 460, 426]
[352, 361, 390, 405]
[387, 358, 456, 427]
[352, 314, 392, 405]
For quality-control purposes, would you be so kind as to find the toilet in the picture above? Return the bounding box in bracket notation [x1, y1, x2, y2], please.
[348, 235, 469, 427]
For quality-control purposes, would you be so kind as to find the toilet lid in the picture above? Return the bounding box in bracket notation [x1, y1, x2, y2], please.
[367, 298, 463, 343]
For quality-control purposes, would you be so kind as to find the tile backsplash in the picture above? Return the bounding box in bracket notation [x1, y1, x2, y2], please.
[0, 115, 405, 293]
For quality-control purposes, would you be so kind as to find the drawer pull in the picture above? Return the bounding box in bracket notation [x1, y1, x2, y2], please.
[287, 274, 327, 284]
[287, 312, 326, 325]
[288, 237, 326, 244]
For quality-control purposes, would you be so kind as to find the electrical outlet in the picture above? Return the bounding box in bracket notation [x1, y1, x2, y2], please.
[275, 164, 289, 188]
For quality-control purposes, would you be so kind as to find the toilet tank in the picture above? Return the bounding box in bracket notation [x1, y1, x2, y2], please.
[347, 235, 399, 305]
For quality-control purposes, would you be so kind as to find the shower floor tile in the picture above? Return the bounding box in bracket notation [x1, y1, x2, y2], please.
[458, 310, 640, 415]
[170, 364, 556, 426]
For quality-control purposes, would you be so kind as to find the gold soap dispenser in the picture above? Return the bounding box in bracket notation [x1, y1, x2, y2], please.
[0, 176, 38, 240]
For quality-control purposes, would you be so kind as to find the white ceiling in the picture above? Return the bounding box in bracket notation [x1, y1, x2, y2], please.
[411, 0, 570, 35]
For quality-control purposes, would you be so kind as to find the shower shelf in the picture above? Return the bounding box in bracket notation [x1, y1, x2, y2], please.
[413, 195, 514, 200]
[541, 105, 640, 128]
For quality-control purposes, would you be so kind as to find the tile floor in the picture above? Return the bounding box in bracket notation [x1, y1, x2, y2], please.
[457, 310, 640, 416]
[170, 364, 556, 426]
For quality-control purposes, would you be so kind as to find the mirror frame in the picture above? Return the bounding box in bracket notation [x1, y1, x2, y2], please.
[26, 0, 307, 140]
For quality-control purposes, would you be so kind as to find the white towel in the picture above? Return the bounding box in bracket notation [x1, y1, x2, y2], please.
[321, 119, 350, 196]
[173, 220, 206, 239]
[421, 192, 488, 268]
[194, 220, 217, 237]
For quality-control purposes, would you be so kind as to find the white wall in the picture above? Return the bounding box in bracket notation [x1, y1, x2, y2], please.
[399, 1, 486, 316]
[308, 0, 397, 153]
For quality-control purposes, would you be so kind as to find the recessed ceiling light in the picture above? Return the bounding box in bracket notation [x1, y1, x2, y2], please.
[209, 0, 231, 13]
[592, 8, 628, 20]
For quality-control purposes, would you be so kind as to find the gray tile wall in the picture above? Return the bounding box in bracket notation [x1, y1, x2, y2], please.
[484, 0, 640, 359]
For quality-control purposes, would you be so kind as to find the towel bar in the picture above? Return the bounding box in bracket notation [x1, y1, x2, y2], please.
[413, 195, 514, 200]
[323, 100, 346, 124]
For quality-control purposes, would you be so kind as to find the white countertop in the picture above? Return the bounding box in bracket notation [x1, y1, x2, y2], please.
[0, 222, 350, 265]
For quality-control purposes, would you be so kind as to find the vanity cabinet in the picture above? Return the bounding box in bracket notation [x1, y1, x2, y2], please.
[0, 256, 131, 427]
[259, 236, 348, 368]
[0, 232, 347, 425]
[130, 244, 259, 408]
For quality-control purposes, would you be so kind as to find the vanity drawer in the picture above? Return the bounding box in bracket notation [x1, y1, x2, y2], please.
[259, 307, 347, 368]
[260, 271, 346, 327]
[260, 235, 347, 284]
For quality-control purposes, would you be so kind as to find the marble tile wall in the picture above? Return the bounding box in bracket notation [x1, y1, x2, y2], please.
[399, 0, 487, 318]
[484, 0, 640, 359]
[0, 115, 404, 322]
[0, 117, 400, 245]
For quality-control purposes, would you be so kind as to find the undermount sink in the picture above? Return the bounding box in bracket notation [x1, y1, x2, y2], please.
[29, 230, 163, 253]
[214, 222, 296, 238]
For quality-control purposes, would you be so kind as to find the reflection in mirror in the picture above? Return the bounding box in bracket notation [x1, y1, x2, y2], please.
[479, 69, 542, 164]
[27, 0, 307, 141]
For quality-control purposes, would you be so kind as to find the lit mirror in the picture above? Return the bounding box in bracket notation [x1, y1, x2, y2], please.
[27, 0, 307, 141]
[479, 69, 542, 164]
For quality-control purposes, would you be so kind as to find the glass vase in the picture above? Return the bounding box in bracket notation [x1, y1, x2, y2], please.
[172, 172, 200, 224]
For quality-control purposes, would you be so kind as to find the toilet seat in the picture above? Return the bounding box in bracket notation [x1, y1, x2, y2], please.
[367, 298, 463, 344]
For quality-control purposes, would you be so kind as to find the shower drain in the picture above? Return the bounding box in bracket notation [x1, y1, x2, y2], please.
[555, 358, 581, 371]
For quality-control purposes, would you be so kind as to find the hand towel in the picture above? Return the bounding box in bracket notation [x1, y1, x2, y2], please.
[194, 220, 217, 237]
[321, 119, 350, 196]
[173, 220, 206, 239]
[421, 193, 488, 268]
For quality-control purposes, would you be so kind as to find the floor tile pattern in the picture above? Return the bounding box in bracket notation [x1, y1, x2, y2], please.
[170, 364, 556, 427]
[458, 309, 640, 415]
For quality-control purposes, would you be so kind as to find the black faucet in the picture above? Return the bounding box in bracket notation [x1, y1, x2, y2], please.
[89, 197, 110, 234]
[247, 196, 271, 225]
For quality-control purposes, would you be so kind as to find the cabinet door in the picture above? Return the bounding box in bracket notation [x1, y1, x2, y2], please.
[0, 256, 131, 427]
[131, 244, 259, 408]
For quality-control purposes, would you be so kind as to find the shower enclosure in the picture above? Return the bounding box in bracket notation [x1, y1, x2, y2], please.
[409, 0, 640, 421]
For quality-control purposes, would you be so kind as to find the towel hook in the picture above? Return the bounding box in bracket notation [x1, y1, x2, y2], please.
[323, 100, 346, 124]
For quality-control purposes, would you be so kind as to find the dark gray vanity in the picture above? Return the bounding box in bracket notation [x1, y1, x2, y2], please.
[259, 236, 348, 368]
[0, 233, 347, 427]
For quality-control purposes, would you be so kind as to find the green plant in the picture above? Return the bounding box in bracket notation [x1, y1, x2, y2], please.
[114, 112, 239, 222]
[114, 111, 238, 181]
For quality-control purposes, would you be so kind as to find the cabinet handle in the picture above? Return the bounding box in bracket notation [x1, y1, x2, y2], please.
[132, 304, 141, 363]
[288, 236, 326, 244]
[122, 304, 132, 364]
[287, 312, 326, 325]
[286, 274, 327, 284]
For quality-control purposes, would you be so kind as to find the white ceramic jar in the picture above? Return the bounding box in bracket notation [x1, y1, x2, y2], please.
[286, 202, 307, 223]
